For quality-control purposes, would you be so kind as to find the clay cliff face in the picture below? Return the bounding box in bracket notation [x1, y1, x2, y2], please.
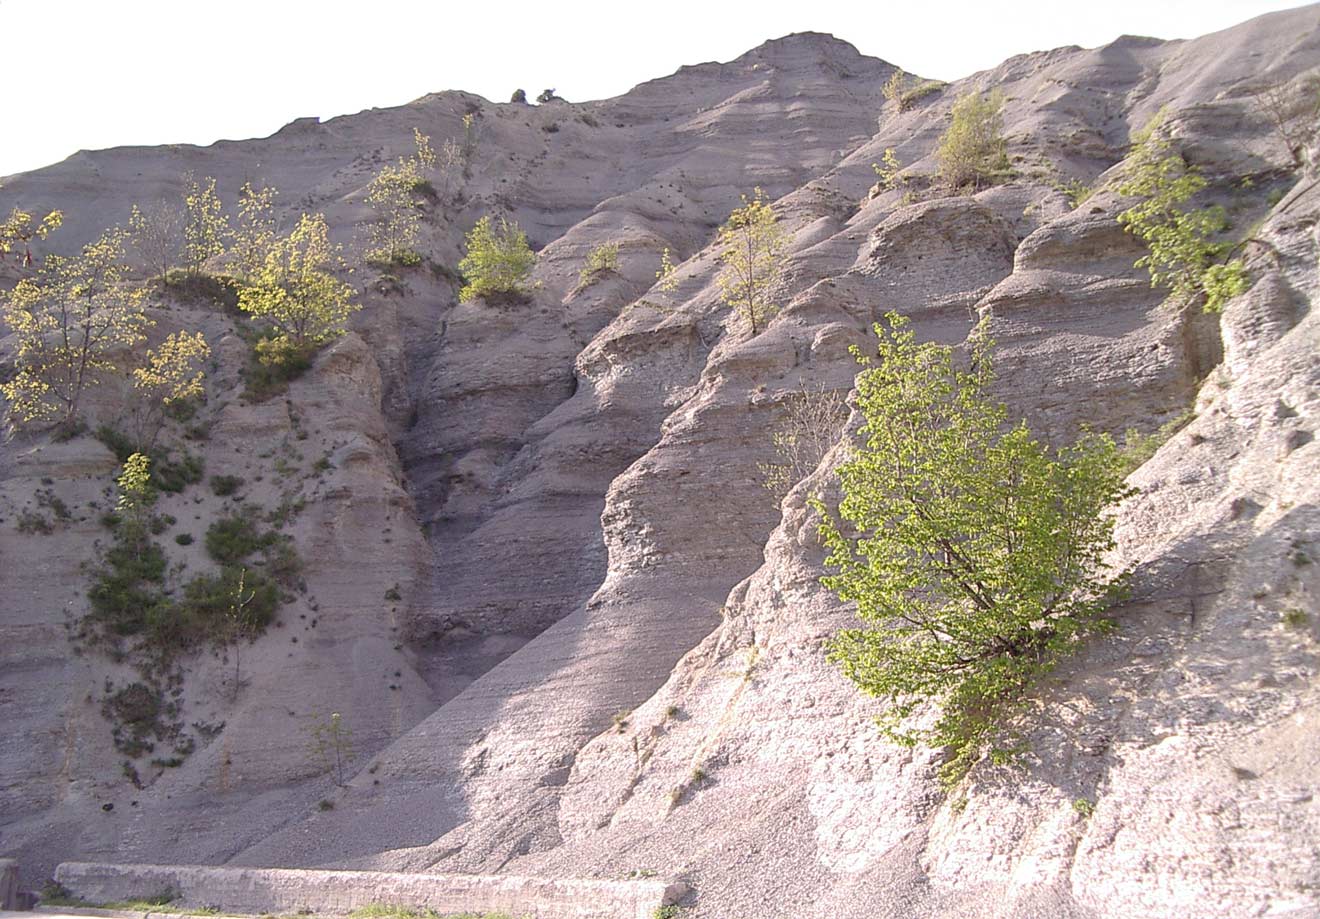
[2, 9, 1319, 918]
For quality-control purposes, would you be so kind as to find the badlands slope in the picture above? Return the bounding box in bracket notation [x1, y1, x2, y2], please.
[2, 7, 1319, 918]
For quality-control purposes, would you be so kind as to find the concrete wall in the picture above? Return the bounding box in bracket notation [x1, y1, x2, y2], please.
[54, 863, 684, 919]
[1, 858, 18, 910]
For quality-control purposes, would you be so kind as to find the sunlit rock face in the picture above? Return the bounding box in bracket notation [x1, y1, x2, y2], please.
[2, 9, 1319, 918]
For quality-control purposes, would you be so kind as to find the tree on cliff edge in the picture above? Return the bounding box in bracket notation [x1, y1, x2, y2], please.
[716, 188, 787, 336]
[814, 313, 1131, 788]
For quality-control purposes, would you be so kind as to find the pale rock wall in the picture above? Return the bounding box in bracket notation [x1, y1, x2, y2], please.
[2, 8, 1319, 918]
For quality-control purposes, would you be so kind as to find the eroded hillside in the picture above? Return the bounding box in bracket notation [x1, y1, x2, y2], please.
[2, 9, 1318, 918]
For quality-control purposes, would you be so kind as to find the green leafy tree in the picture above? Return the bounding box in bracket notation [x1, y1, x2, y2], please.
[230, 182, 279, 281]
[937, 90, 1009, 191]
[1, 206, 63, 269]
[1, 227, 151, 429]
[128, 330, 211, 451]
[1118, 117, 1248, 313]
[655, 247, 679, 293]
[115, 452, 155, 537]
[458, 215, 536, 302]
[872, 148, 903, 192]
[238, 213, 359, 365]
[183, 176, 230, 274]
[716, 188, 787, 335]
[814, 313, 1131, 788]
[364, 129, 436, 266]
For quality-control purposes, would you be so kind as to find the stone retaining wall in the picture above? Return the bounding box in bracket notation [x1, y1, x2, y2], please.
[53, 863, 684, 919]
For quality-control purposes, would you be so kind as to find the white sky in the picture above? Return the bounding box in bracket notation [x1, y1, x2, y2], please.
[0, 0, 1310, 178]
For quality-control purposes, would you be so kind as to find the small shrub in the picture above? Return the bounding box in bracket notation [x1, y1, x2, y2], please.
[96, 427, 203, 493]
[510, 88, 527, 104]
[16, 509, 53, 534]
[210, 474, 245, 497]
[205, 513, 272, 565]
[308, 711, 354, 786]
[95, 425, 138, 462]
[266, 497, 306, 528]
[1072, 797, 1096, 818]
[458, 216, 536, 302]
[1283, 609, 1309, 629]
[902, 81, 946, 110]
[51, 420, 88, 442]
[883, 71, 946, 113]
[263, 536, 303, 588]
[937, 90, 1009, 191]
[366, 249, 422, 270]
[87, 540, 169, 637]
[612, 709, 631, 732]
[149, 513, 175, 536]
[318, 798, 335, 811]
[1055, 176, 1094, 208]
[155, 452, 204, 494]
[102, 682, 166, 756]
[116, 891, 177, 908]
[37, 489, 72, 520]
[177, 566, 281, 640]
[578, 242, 620, 286]
[654, 906, 683, 919]
[254, 334, 316, 373]
[871, 148, 903, 192]
[174, 533, 195, 546]
[159, 270, 239, 312]
[164, 397, 199, 424]
[244, 333, 316, 401]
[39, 881, 78, 906]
